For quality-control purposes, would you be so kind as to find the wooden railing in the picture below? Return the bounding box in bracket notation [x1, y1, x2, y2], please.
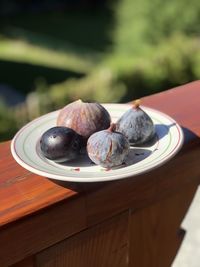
[1, 81, 200, 267]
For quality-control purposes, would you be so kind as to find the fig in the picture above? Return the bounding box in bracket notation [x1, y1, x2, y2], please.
[57, 99, 111, 139]
[116, 100, 155, 145]
[40, 126, 83, 162]
[87, 123, 130, 168]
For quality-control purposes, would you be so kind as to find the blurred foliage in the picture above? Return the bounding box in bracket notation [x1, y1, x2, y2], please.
[0, 100, 18, 140]
[111, 0, 200, 57]
[104, 0, 200, 99]
[1, 0, 200, 141]
[48, 68, 126, 106]
[1, 9, 112, 53]
[0, 35, 95, 73]
[109, 34, 199, 100]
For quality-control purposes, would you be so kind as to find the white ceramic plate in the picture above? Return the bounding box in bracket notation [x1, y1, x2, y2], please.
[11, 103, 184, 182]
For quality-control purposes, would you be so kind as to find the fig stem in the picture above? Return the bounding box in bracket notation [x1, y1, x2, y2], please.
[108, 123, 116, 132]
[132, 99, 141, 108]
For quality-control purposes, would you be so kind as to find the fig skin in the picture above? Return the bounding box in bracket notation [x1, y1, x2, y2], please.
[87, 123, 130, 168]
[57, 99, 111, 140]
[116, 100, 155, 146]
[40, 126, 83, 163]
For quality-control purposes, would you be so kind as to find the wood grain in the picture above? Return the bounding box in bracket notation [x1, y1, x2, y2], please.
[36, 212, 129, 267]
[12, 256, 35, 267]
[0, 141, 78, 227]
[128, 183, 197, 267]
[0, 196, 86, 266]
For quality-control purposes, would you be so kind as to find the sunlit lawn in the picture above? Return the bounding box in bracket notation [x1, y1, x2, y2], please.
[0, 9, 112, 93]
[0, 35, 95, 73]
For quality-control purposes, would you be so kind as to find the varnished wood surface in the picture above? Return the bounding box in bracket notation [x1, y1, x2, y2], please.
[36, 212, 129, 267]
[12, 256, 35, 267]
[1, 81, 200, 266]
[0, 141, 78, 226]
[129, 183, 197, 267]
[0, 197, 86, 266]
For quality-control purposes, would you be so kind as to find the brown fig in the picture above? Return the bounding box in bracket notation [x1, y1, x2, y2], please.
[57, 99, 111, 139]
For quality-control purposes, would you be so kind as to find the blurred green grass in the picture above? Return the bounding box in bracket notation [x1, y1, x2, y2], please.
[1, 10, 112, 52]
[0, 36, 95, 73]
[0, 8, 112, 93]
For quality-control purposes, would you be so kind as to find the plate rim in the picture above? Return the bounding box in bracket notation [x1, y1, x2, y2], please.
[10, 104, 184, 183]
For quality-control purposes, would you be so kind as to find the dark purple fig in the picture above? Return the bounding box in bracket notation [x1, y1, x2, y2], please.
[57, 99, 111, 139]
[40, 126, 83, 162]
[87, 123, 130, 168]
[116, 100, 155, 146]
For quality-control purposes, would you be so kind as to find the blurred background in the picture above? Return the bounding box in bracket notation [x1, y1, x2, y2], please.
[0, 0, 200, 141]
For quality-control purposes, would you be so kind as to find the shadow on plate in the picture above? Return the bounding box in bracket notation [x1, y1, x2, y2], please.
[135, 123, 175, 148]
[58, 153, 94, 168]
[155, 123, 176, 140]
[110, 148, 152, 170]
